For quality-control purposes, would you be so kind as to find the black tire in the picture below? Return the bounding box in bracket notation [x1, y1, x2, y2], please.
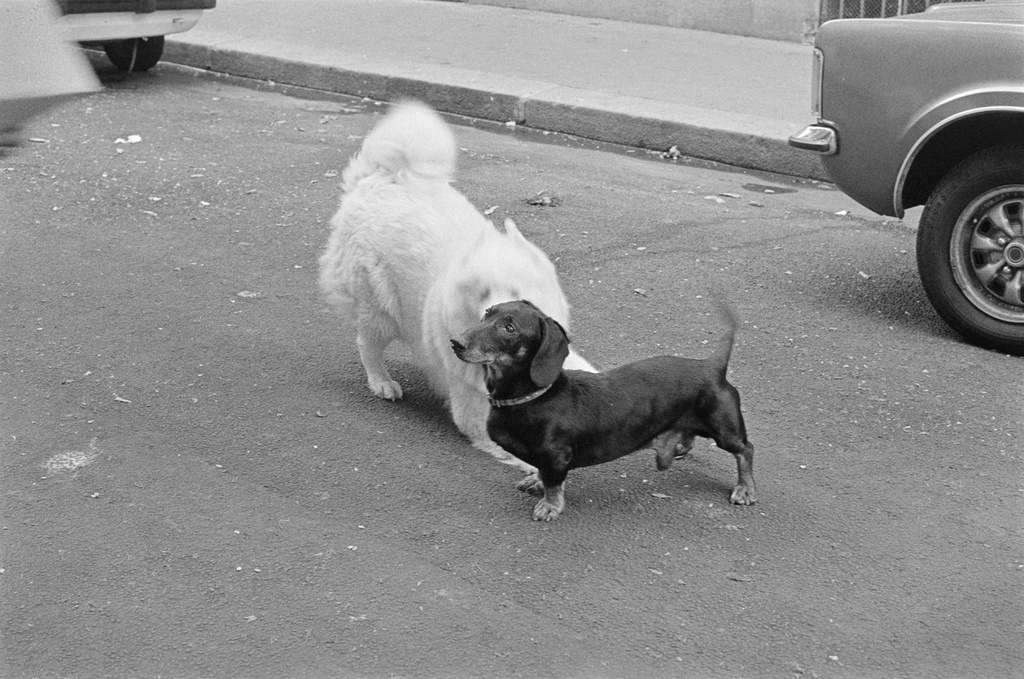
[103, 36, 165, 72]
[917, 145, 1024, 355]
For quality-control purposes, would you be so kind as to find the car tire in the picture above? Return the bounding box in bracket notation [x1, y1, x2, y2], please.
[103, 36, 165, 72]
[917, 145, 1024, 355]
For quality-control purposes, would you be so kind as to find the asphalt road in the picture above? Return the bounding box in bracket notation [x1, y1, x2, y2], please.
[1, 64, 1021, 679]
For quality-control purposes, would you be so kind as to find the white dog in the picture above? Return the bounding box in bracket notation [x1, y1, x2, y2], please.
[319, 101, 595, 473]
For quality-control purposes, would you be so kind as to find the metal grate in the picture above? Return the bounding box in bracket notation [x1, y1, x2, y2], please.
[819, 0, 984, 21]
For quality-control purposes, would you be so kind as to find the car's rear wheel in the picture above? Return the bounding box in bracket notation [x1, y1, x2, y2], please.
[103, 36, 165, 72]
[917, 145, 1024, 355]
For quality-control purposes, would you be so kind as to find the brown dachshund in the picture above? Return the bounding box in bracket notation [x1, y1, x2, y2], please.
[451, 300, 756, 521]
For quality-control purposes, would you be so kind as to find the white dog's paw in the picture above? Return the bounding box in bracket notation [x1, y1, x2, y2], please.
[516, 473, 544, 495]
[368, 377, 403, 401]
[469, 436, 537, 474]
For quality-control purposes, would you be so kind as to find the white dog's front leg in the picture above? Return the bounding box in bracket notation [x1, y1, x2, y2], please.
[447, 374, 537, 475]
[356, 330, 403, 401]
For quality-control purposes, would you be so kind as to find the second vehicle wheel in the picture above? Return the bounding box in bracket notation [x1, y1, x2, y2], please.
[917, 145, 1024, 355]
[103, 36, 165, 72]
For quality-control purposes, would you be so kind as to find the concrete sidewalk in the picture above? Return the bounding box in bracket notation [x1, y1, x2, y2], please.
[164, 0, 825, 180]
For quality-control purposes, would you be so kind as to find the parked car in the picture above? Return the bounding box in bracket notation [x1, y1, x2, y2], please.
[790, 0, 1024, 355]
[56, 0, 215, 72]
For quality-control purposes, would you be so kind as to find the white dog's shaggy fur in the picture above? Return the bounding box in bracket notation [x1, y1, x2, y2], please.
[319, 101, 595, 473]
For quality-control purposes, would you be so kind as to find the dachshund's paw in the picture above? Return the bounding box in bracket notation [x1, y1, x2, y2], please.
[654, 446, 677, 471]
[730, 483, 756, 505]
[651, 431, 691, 471]
[532, 498, 563, 521]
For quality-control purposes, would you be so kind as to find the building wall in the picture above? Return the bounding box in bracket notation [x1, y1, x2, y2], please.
[458, 0, 821, 43]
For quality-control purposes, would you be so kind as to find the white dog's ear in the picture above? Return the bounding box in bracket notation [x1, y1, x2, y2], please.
[504, 218, 548, 266]
[529, 316, 569, 387]
[504, 218, 525, 242]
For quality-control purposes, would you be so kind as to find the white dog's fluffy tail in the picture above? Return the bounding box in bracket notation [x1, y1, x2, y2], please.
[342, 101, 457, 192]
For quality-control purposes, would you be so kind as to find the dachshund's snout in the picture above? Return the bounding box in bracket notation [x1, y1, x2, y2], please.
[451, 333, 493, 365]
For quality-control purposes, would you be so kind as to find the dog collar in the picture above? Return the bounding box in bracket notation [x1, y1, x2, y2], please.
[488, 384, 552, 408]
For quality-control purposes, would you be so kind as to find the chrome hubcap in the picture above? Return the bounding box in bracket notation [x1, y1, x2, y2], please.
[950, 188, 1024, 324]
[1005, 241, 1024, 267]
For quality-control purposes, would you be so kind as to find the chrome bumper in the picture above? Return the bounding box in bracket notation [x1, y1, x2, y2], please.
[788, 125, 838, 155]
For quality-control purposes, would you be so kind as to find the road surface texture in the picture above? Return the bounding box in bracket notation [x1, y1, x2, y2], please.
[2, 65, 1021, 678]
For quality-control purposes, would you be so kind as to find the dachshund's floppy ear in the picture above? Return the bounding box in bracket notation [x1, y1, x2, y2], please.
[529, 315, 569, 387]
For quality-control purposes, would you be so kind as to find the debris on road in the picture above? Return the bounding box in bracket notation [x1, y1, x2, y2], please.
[526, 191, 561, 207]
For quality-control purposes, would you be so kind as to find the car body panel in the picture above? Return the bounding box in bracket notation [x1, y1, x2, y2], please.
[57, 9, 206, 42]
[55, 0, 215, 43]
[895, 100, 1024, 213]
[791, 2, 1024, 218]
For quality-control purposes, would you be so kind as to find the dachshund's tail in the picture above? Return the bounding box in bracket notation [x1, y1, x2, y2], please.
[709, 297, 739, 378]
